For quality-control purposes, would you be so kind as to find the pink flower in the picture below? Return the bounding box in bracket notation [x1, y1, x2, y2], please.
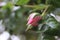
[27, 13, 42, 26]
[30, 16, 42, 26]
[27, 13, 38, 25]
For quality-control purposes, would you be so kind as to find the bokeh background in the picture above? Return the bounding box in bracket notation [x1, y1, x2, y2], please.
[0, 0, 60, 40]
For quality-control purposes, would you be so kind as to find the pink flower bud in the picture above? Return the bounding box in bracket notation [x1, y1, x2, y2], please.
[28, 16, 42, 26]
[30, 16, 42, 26]
[27, 13, 39, 25]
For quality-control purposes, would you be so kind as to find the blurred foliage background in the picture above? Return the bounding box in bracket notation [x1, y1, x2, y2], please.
[0, 0, 60, 40]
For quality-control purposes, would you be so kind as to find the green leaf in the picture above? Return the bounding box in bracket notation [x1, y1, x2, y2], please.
[38, 24, 48, 32]
[16, 0, 30, 5]
[44, 16, 60, 36]
[46, 16, 60, 29]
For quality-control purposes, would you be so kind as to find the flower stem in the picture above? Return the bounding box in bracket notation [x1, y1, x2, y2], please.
[41, 5, 49, 17]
